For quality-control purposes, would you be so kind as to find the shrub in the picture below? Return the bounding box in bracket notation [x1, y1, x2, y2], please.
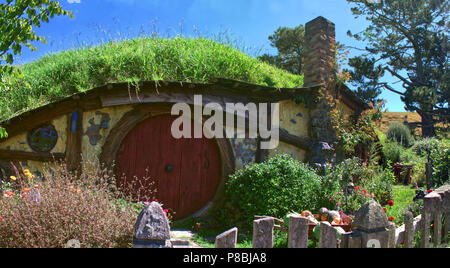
[225, 154, 336, 226]
[362, 166, 396, 206]
[0, 163, 141, 248]
[386, 122, 413, 147]
[411, 163, 426, 187]
[431, 139, 449, 187]
[383, 141, 403, 164]
[412, 138, 439, 158]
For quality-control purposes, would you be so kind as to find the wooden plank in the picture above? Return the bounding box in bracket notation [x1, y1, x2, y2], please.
[279, 128, 312, 151]
[65, 109, 83, 174]
[1, 100, 77, 141]
[0, 149, 65, 162]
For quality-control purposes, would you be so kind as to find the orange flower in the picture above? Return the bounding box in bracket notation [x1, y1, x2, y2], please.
[33, 184, 39, 189]
[23, 188, 30, 193]
[6, 192, 15, 197]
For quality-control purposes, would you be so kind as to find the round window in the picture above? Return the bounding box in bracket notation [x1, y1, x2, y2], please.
[27, 124, 58, 153]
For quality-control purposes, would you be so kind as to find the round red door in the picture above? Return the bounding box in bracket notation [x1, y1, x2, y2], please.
[116, 114, 221, 220]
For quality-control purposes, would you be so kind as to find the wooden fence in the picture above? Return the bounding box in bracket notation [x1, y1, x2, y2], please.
[214, 185, 450, 248]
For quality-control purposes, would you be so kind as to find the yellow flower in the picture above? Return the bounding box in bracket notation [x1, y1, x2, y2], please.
[10, 176, 17, 181]
[23, 169, 35, 179]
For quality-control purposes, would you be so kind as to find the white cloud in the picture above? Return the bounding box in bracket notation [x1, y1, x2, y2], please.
[67, 0, 81, 4]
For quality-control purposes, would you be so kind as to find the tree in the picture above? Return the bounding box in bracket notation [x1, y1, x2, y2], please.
[345, 56, 385, 105]
[346, 0, 449, 137]
[0, 0, 72, 136]
[258, 25, 305, 75]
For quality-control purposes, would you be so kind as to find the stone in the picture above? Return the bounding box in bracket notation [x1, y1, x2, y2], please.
[318, 221, 337, 248]
[386, 222, 396, 248]
[252, 217, 274, 248]
[288, 215, 308, 248]
[353, 200, 391, 248]
[346, 234, 361, 248]
[133, 201, 172, 248]
[215, 227, 238, 248]
[404, 211, 414, 248]
[354, 200, 389, 232]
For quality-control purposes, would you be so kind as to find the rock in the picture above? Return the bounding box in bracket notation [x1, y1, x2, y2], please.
[252, 217, 274, 248]
[288, 215, 309, 248]
[133, 202, 172, 248]
[215, 227, 238, 248]
[354, 200, 388, 231]
[353, 200, 391, 248]
[318, 222, 337, 248]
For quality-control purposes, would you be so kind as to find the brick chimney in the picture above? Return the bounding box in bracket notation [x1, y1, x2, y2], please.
[303, 16, 338, 168]
[303, 16, 336, 88]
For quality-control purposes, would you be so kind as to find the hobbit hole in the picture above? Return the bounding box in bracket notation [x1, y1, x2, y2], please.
[0, 16, 367, 220]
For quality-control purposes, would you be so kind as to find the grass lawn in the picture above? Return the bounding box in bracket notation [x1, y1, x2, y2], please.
[385, 185, 417, 225]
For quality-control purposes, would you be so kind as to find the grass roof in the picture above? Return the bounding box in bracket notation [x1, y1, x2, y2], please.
[0, 37, 303, 122]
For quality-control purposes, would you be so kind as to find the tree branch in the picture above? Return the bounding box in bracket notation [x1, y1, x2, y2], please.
[384, 67, 412, 86]
[380, 83, 406, 96]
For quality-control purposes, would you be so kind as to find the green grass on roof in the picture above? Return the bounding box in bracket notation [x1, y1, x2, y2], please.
[0, 37, 303, 122]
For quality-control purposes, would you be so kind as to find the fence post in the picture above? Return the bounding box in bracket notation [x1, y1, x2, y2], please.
[215, 227, 238, 248]
[387, 222, 396, 248]
[288, 215, 308, 248]
[318, 222, 337, 248]
[421, 192, 442, 248]
[445, 211, 449, 245]
[404, 211, 414, 248]
[253, 217, 274, 248]
[433, 209, 442, 247]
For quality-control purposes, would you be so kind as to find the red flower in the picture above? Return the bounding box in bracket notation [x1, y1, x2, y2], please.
[427, 189, 434, 193]
[383, 208, 386, 212]
[387, 200, 394, 207]
[388, 216, 395, 222]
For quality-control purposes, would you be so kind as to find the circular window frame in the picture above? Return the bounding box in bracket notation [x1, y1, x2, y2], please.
[27, 124, 59, 153]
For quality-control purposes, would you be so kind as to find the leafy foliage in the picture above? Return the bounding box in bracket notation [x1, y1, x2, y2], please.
[330, 98, 383, 156]
[430, 139, 449, 187]
[0, 0, 72, 75]
[225, 154, 335, 226]
[345, 56, 385, 105]
[386, 122, 414, 147]
[346, 0, 449, 137]
[258, 25, 305, 75]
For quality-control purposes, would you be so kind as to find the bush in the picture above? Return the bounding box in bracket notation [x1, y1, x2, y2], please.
[383, 141, 403, 164]
[361, 166, 396, 206]
[411, 163, 426, 187]
[0, 163, 140, 248]
[412, 138, 439, 157]
[431, 139, 449, 187]
[225, 154, 336, 226]
[386, 122, 413, 147]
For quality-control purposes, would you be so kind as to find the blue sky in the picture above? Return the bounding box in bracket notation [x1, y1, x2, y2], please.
[15, 0, 406, 112]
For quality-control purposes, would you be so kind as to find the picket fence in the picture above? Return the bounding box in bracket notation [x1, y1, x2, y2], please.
[214, 185, 450, 248]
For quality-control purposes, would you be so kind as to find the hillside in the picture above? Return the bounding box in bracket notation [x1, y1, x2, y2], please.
[380, 112, 422, 136]
[0, 37, 303, 122]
